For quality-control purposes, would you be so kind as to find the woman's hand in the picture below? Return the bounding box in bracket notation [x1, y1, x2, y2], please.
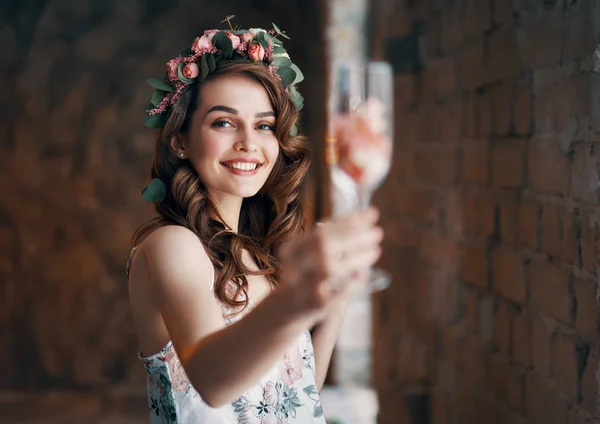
[278, 206, 383, 324]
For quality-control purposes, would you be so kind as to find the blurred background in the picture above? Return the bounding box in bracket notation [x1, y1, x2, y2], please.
[2, 0, 600, 423]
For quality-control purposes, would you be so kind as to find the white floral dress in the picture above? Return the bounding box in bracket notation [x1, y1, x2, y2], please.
[127, 247, 327, 424]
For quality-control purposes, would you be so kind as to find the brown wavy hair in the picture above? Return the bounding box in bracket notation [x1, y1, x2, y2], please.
[133, 61, 311, 312]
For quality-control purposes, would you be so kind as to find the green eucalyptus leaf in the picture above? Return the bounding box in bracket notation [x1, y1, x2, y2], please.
[272, 46, 286, 54]
[289, 63, 304, 84]
[212, 31, 233, 58]
[272, 22, 282, 34]
[180, 48, 194, 57]
[257, 31, 269, 50]
[279, 32, 290, 40]
[277, 66, 297, 87]
[272, 56, 292, 68]
[142, 178, 167, 202]
[177, 62, 194, 84]
[288, 85, 304, 109]
[265, 33, 282, 46]
[150, 89, 165, 106]
[289, 124, 298, 137]
[231, 29, 249, 34]
[146, 78, 174, 92]
[206, 53, 216, 72]
[200, 55, 209, 81]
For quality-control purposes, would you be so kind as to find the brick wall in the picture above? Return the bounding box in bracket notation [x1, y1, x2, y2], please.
[0, 0, 326, 391]
[370, 0, 600, 423]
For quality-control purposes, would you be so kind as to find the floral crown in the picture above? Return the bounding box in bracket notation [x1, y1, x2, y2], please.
[144, 19, 304, 130]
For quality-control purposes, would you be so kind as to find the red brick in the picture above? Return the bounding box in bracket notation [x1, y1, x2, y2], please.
[420, 229, 460, 271]
[492, 300, 511, 356]
[462, 139, 491, 185]
[492, 246, 527, 303]
[553, 336, 579, 401]
[492, 138, 526, 187]
[463, 0, 491, 40]
[514, 84, 532, 136]
[458, 335, 488, 386]
[540, 206, 579, 264]
[396, 186, 438, 224]
[459, 239, 488, 288]
[568, 410, 594, 424]
[512, 309, 531, 367]
[440, 2, 463, 52]
[581, 349, 598, 415]
[393, 74, 416, 113]
[533, 68, 590, 140]
[531, 317, 554, 377]
[486, 23, 523, 83]
[563, 0, 597, 63]
[528, 137, 570, 195]
[579, 212, 599, 273]
[433, 57, 458, 98]
[525, 373, 569, 424]
[460, 284, 480, 333]
[439, 97, 462, 144]
[431, 387, 449, 424]
[493, 0, 512, 25]
[529, 260, 572, 324]
[517, 199, 540, 250]
[492, 81, 512, 136]
[490, 354, 524, 410]
[519, 7, 563, 69]
[459, 40, 485, 91]
[574, 278, 599, 343]
[413, 146, 459, 185]
[478, 90, 494, 137]
[463, 188, 495, 237]
[499, 191, 519, 244]
[570, 143, 600, 204]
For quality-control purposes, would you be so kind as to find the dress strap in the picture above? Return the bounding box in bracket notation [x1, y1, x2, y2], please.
[125, 246, 138, 281]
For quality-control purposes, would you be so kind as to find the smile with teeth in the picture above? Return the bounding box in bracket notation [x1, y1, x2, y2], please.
[222, 162, 261, 171]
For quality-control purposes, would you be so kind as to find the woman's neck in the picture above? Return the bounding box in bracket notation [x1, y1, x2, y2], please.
[210, 191, 243, 233]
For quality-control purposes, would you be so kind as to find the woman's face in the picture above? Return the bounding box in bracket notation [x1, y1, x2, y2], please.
[183, 74, 280, 202]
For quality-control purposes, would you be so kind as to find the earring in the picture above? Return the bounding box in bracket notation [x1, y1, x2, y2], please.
[180, 153, 184, 158]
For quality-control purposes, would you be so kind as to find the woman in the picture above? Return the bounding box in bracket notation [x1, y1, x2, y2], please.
[127, 24, 383, 423]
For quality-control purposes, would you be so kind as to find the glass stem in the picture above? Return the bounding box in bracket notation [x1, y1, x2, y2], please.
[358, 187, 372, 209]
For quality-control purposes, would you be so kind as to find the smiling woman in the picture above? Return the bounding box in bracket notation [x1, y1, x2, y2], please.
[126, 23, 384, 424]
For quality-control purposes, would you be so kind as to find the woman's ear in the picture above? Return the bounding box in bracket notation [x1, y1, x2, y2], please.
[169, 133, 187, 159]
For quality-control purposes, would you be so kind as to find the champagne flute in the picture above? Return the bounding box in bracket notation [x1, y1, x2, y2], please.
[327, 60, 394, 293]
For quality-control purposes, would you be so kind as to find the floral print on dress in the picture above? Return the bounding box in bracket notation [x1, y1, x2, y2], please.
[232, 381, 304, 424]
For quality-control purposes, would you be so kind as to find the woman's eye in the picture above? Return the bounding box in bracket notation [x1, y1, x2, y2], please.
[257, 123, 274, 131]
[212, 120, 232, 128]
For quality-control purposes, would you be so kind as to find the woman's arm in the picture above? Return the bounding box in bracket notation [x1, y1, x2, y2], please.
[140, 209, 382, 408]
[141, 226, 313, 408]
[310, 302, 346, 391]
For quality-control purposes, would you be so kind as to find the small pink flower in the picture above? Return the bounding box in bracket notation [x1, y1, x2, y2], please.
[279, 346, 304, 386]
[166, 59, 179, 81]
[226, 32, 241, 50]
[263, 382, 278, 406]
[241, 32, 254, 43]
[191, 35, 212, 53]
[238, 410, 258, 424]
[248, 43, 265, 61]
[182, 62, 199, 79]
[237, 41, 248, 52]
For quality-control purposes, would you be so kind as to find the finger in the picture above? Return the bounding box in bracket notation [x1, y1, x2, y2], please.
[340, 246, 381, 274]
[321, 225, 383, 269]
